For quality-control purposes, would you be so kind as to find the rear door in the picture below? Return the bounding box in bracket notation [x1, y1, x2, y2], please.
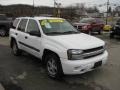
[16, 19, 28, 50]
[91, 19, 103, 31]
[10, 18, 20, 38]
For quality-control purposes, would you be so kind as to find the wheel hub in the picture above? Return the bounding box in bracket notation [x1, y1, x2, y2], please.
[47, 59, 57, 76]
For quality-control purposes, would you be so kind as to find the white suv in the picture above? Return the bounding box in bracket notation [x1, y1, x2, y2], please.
[9, 17, 108, 79]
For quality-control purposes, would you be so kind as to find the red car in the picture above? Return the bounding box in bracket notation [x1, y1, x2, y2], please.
[73, 18, 104, 34]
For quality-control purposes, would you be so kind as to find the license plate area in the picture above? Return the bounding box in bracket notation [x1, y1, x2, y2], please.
[93, 61, 102, 69]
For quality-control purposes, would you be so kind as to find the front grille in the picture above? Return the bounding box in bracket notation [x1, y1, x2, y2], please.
[83, 52, 103, 59]
[78, 26, 82, 30]
[83, 46, 103, 53]
[82, 46, 105, 59]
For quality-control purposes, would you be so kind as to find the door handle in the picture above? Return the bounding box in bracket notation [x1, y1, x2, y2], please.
[15, 33, 18, 35]
[25, 36, 28, 39]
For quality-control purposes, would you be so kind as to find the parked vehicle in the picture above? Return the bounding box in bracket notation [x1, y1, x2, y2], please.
[0, 14, 13, 36]
[103, 25, 112, 31]
[73, 18, 104, 34]
[9, 17, 108, 79]
[110, 19, 120, 38]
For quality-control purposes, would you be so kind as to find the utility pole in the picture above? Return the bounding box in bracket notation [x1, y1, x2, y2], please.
[53, 0, 56, 16]
[57, 3, 61, 17]
[106, 0, 110, 25]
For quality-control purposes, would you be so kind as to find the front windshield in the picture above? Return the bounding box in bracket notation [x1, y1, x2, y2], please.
[40, 19, 80, 35]
[80, 18, 95, 23]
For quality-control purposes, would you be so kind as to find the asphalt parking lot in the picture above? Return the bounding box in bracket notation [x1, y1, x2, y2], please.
[0, 33, 120, 90]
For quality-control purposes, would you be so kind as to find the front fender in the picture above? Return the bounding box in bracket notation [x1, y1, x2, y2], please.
[43, 40, 68, 59]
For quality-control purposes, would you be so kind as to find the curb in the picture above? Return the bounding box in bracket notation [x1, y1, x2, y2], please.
[0, 83, 5, 90]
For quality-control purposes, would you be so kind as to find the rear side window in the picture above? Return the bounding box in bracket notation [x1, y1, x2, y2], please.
[12, 19, 20, 29]
[17, 19, 28, 32]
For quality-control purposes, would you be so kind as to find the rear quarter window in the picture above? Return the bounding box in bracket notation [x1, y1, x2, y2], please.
[17, 19, 28, 32]
[12, 19, 20, 29]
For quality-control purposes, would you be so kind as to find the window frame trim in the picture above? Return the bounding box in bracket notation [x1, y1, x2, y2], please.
[15, 18, 21, 30]
[12, 19, 20, 29]
[17, 18, 28, 32]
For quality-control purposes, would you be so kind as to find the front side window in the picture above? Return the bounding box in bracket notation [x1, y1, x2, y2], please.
[40, 19, 79, 35]
[26, 19, 40, 33]
[17, 19, 28, 32]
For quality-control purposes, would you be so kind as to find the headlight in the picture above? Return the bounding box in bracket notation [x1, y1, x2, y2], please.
[67, 49, 83, 60]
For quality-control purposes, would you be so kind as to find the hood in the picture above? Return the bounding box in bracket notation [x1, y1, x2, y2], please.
[47, 33, 105, 50]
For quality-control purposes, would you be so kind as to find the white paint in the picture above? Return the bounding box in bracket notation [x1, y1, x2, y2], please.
[10, 17, 108, 74]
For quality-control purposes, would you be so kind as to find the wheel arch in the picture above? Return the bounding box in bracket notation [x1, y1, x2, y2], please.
[42, 49, 60, 64]
[10, 37, 16, 48]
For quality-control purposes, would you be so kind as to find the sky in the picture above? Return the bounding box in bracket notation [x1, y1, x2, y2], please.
[0, 0, 119, 6]
[0, 0, 120, 11]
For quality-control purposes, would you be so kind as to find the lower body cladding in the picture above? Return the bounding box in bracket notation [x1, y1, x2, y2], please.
[60, 51, 108, 75]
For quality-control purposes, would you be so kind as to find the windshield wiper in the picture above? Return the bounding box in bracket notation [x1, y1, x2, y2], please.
[45, 32, 64, 35]
[63, 31, 80, 34]
[45, 31, 80, 35]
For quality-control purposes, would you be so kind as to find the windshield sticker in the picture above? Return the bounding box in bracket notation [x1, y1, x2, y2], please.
[45, 23, 52, 29]
[41, 20, 48, 26]
[41, 19, 64, 25]
[48, 19, 64, 23]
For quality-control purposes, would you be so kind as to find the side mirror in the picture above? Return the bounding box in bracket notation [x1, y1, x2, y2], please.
[28, 31, 41, 37]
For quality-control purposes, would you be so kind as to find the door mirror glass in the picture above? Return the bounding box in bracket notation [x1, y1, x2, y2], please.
[29, 31, 41, 37]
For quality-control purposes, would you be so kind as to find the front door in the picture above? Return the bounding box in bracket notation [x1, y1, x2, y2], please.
[24, 19, 42, 58]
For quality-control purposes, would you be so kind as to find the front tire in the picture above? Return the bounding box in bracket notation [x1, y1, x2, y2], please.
[45, 53, 63, 79]
[12, 40, 22, 56]
[98, 30, 102, 35]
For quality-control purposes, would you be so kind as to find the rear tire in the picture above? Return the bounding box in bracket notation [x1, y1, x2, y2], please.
[98, 30, 102, 35]
[11, 40, 22, 56]
[110, 33, 114, 39]
[0, 27, 6, 37]
[45, 53, 63, 79]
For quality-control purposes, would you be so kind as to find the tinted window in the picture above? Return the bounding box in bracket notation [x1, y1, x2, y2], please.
[80, 18, 95, 23]
[12, 19, 20, 29]
[95, 19, 104, 23]
[116, 19, 120, 25]
[26, 19, 40, 33]
[17, 19, 28, 32]
[0, 15, 7, 20]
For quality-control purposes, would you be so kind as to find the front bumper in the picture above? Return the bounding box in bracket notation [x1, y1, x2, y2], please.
[60, 51, 108, 75]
